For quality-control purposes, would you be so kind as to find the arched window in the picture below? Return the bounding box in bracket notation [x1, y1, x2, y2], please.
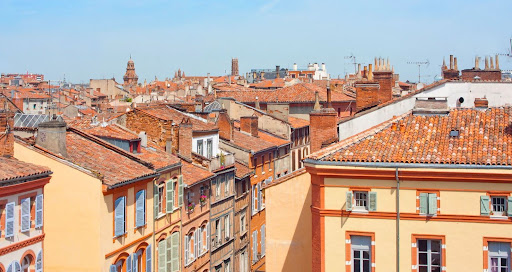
[21, 255, 33, 272]
[36, 251, 42, 272]
[7, 261, 21, 272]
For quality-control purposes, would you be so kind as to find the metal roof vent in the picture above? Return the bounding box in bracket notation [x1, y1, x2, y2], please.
[449, 129, 459, 137]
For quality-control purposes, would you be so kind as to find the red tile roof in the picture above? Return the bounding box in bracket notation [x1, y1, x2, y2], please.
[0, 157, 52, 183]
[234, 161, 253, 178]
[288, 116, 310, 129]
[181, 160, 214, 186]
[85, 124, 140, 141]
[135, 106, 218, 132]
[317, 107, 512, 166]
[227, 130, 277, 153]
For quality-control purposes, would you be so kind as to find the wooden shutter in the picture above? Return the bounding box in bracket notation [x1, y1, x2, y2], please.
[14, 262, 21, 272]
[252, 231, 258, 261]
[481, 195, 490, 215]
[184, 234, 189, 265]
[428, 193, 437, 215]
[146, 244, 152, 272]
[166, 236, 172, 272]
[171, 232, 179, 271]
[36, 251, 43, 272]
[158, 240, 166, 272]
[257, 183, 262, 211]
[369, 192, 377, 212]
[345, 191, 353, 211]
[35, 194, 43, 228]
[154, 183, 159, 218]
[508, 197, 512, 217]
[226, 215, 230, 239]
[21, 197, 30, 232]
[5, 202, 15, 238]
[114, 197, 125, 237]
[136, 190, 145, 227]
[178, 175, 184, 207]
[109, 265, 116, 272]
[419, 193, 428, 214]
[166, 180, 174, 214]
[206, 222, 210, 252]
[252, 185, 256, 215]
[6, 263, 12, 272]
[127, 254, 132, 272]
[194, 229, 198, 260]
[261, 224, 265, 256]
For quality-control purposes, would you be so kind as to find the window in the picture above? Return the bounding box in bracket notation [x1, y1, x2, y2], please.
[224, 259, 231, 272]
[268, 153, 271, 170]
[240, 211, 247, 233]
[257, 183, 262, 211]
[419, 193, 438, 216]
[20, 197, 31, 232]
[492, 196, 507, 216]
[158, 183, 165, 215]
[197, 140, 204, 156]
[225, 174, 230, 195]
[252, 230, 258, 263]
[225, 215, 230, 240]
[207, 139, 213, 159]
[417, 239, 442, 272]
[185, 232, 195, 265]
[354, 191, 368, 210]
[36, 250, 42, 272]
[351, 236, 371, 272]
[489, 242, 510, 272]
[252, 184, 258, 215]
[240, 251, 248, 272]
[158, 239, 166, 272]
[135, 190, 146, 228]
[261, 224, 266, 257]
[114, 196, 126, 237]
[201, 223, 209, 255]
[216, 177, 222, 197]
[35, 194, 43, 228]
[215, 219, 221, 244]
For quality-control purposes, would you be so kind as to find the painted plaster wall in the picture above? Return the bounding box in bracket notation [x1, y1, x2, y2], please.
[265, 172, 312, 272]
[14, 143, 103, 271]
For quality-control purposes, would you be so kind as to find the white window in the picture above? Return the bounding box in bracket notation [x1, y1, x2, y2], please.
[207, 139, 213, 159]
[492, 196, 507, 216]
[197, 140, 204, 155]
[225, 174, 230, 195]
[216, 177, 222, 197]
[240, 211, 247, 233]
[489, 242, 510, 272]
[417, 239, 441, 272]
[354, 191, 368, 210]
[225, 259, 231, 272]
[240, 251, 248, 272]
[216, 219, 221, 244]
[351, 236, 371, 272]
[158, 183, 165, 215]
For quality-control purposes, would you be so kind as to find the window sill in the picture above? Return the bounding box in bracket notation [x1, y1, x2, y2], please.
[351, 209, 369, 214]
[156, 213, 166, 219]
[490, 215, 509, 219]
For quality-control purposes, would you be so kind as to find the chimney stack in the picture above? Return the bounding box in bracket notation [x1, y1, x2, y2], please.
[490, 56, 495, 69]
[475, 56, 480, 70]
[36, 119, 68, 157]
[255, 97, 260, 110]
[217, 109, 233, 141]
[178, 118, 193, 160]
[327, 81, 332, 109]
[293, 63, 297, 71]
[313, 91, 321, 111]
[276, 65, 280, 79]
[496, 54, 500, 70]
[368, 64, 373, 81]
[309, 107, 337, 153]
[240, 116, 258, 137]
[449, 55, 454, 70]
[485, 56, 489, 70]
[0, 111, 14, 158]
[454, 57, 458, 70]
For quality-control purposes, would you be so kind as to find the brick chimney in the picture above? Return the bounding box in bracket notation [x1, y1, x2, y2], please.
[36, 119, 68, 157]
[217, 109, 233, 141]
[373, 64, 393, 103]
[240, 116, 258, 137]
[0, 111, 14, 158]
[178, 118, 193, 160]
[310, 107, 337, 153]
[355, 82, 380, 111]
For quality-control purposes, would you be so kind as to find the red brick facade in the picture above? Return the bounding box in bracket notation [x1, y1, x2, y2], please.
[240, 116, 258, 137]
[0, 111, 14, 157]
[461, 69, 502, 81]
[355, 83, 380, 111]
[217, 110, 233, 141]
[372, 71, 393, 104]
[309, 109, 337, 153]
[179, 118, 193, 160]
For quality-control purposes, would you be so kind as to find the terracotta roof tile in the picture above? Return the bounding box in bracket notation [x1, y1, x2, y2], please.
[318, 107, 512, 166]
[85, 124, 140, 141]
[0, 157, 52, 183]
[181, 160, 214, 186]
[234, 162, 253, 178]
[288, 116, 309, 128]
[135, 106, 218, 132]
[228, 130, 276, 152]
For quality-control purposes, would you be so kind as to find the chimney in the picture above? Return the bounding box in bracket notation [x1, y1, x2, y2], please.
[178, 118, 192, 160]
[217, 109, 233, 141]
[449, 55, 454, 70]
[321, 63, 326, 71]
[255, 97, 261, 110]
[327, 81, 333, 109]
[36, 120, 68, 157]
[363, 66, 368, 79]
[0, 111, 14, 158]
[240, 116, 258, 137]
[485, 56, 489, 70]
[442, 57, 446, 70]
[454, 57, 458, 70]
[313, 91, 321, 111]
[474, 97, 489, 108]
[357, 64, 362, 75]
[490, 56, 494, 69]
[309, 107, 337, 153]
[293, 63, 297, 71]
[496, 54, 500, 70]
[368, 64, 373, 81]
[260, 72, 265, 80]
[276, 65, 280, 79]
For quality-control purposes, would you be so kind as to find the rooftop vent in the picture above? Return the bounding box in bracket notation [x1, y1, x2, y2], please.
[413, 97, 449, 115]
[449, 129, 459, 137]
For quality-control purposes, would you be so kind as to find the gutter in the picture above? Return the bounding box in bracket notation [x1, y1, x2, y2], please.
[303, 159, 512, 170]
[155, 162, 182, 173]
[0, 171, 53, 186]
[107, 172, 160, 190]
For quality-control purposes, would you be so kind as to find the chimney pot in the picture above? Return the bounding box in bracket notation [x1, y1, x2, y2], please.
[450, 55, 454, 70]
[178, 118, 193, 159]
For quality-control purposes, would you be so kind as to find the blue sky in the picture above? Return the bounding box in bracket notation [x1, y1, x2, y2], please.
[1, 0, 511, 84]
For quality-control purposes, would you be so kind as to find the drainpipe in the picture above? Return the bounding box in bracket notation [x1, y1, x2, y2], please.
[395, 167, 400, 272]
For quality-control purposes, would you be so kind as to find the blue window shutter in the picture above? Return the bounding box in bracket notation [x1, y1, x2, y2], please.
[166, 180, 174, 214]
[184, 234, 189, 265]
[508, 197, 512, 217]
[5, 202, 15, 238]
[178, 175, 184, 207]
[419, 193, 428, 214]
[127, 254, 132, 272]
[368, 192, 377, 212]
[7, 263, 13, 272]
[21, 198, 30, 232]
[35, 194, 43, 228]
[133, 253, 138, 272]
[109, 265, 116, 272]
[154, 183, 159, 217]
[146, 244, 152, 272]
[345, 191, 353, 211]
[114, 197, 125, 237]
[480, 195, 490, 215]
[36, 251, 43, 272]
[14, 261, 21, 272]
[136, 190, 145, 227]
[428, 193, 437, 215]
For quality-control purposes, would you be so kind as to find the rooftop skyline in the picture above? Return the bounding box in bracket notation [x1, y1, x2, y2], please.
[1, 0, 511, 83]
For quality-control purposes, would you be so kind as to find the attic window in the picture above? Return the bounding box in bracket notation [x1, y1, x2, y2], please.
[449, 130, 459, 137]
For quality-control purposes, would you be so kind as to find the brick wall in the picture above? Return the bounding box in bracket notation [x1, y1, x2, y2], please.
[309, 109, 337, 153]
[355, 83, 380, 111]
[0, 111, 14, 157]
[179, 118, 193, 159]
[373, 71, 393, 104]
[124, 110, 177, 152]
[461, 69, 502, 81]
[217, 110, 233, 141]
[442, 69, 460, 80]
[240, 116, 258, 137]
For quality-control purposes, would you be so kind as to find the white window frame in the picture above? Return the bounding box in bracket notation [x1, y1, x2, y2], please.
[225, 214, 230, 240]
[489, 242, 510, 272]
[240, 211, 247, 234]
[158, 183, 165, 216]
[417, 239, 442, 272]
[491, 196, 507, 216]
[351, 236, 371, 272]
[216, 177, 222, 197]
[353, 191, 368, 211]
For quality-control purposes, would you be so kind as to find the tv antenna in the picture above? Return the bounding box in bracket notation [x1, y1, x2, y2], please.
[344, 54, 360, 74]
[407, 60, 430, 83]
